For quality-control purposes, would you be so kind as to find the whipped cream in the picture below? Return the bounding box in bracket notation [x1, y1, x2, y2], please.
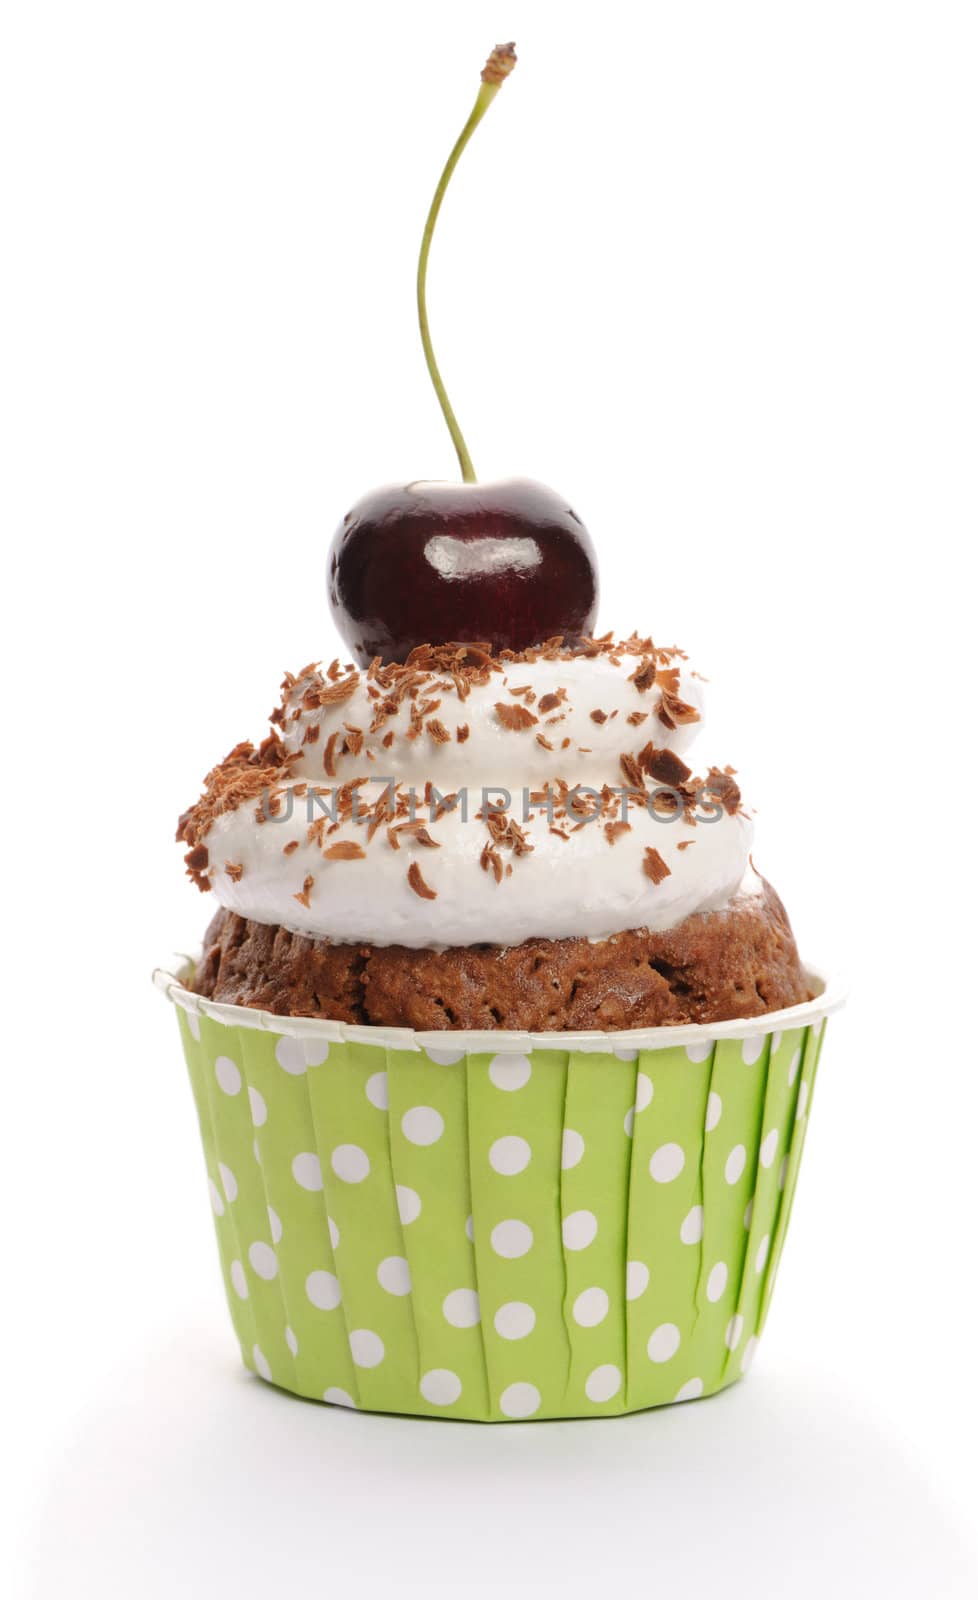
[181, 639, 753, 949]
[278, 652, 706, 793]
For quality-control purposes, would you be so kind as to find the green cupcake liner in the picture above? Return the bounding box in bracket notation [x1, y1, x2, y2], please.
[156, 960, 843, 1421]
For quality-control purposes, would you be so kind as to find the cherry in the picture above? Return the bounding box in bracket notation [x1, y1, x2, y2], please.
[329, 477, 597, 665]
[327, 43, 600, 666]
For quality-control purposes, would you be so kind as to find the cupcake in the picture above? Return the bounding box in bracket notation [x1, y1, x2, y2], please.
[158, 41, 842, 1420]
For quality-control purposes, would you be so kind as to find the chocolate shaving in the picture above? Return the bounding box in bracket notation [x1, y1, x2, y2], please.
[294, 873, 315, 907]
[316, 672, 360, 705]
[407, 861, 437, 900]
[645, 746, 693, 786]
[658, 691, 699, 731]
[324, 841, 366, 861]
[620, 752, 645, 790]
[183, 843, 210, 889]
[703, 767, 742, 816]
[630, 657, 658, 693]
[643, 848, 672, 885]
[390, 821, 441, 848]
[480, 842, 504, 883]
[494, 701, 539, 731]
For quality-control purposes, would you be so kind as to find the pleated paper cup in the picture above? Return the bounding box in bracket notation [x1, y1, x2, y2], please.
[155, 959, 844, 1421]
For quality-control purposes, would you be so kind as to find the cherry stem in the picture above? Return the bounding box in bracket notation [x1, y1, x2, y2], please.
[416, 43, 517, 484]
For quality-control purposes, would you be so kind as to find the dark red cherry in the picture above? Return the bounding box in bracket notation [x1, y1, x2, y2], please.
[327, 477, 599, 665]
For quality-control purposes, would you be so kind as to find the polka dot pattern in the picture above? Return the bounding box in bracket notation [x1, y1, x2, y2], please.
[173, 1001, 826, 1419]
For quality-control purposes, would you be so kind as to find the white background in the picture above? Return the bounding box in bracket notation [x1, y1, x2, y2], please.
[3, 1, 977, 1594]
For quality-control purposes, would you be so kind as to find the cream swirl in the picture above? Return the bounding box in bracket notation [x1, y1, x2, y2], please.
[179, 638, 753, 949]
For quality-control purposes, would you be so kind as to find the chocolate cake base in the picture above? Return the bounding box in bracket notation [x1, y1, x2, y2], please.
[192, 880, 810, 1029]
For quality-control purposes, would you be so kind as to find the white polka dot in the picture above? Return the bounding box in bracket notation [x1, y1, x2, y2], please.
[585, 1364, 622, 1403]
[797, 1080, 809, 1119]
[464, 1213, 474, 1241]
[230, 1260, 248, 1299]
[488, 1053, 532, 1092]
[377, 1255, 412, 1296]
[302, 1039, 330, 1067]
[494, 1301, 536, 1340]
[249, 1241, 278, 1281]
[420, 1368, 462, 1405]
[771, 1031, 783, 1054]
[218, 1162, 237, 1203]
[186, 1010, 201, 1041]
[760, 1128, 779, 1168]
[267, 1205, 283, 1244]
[323, 1387, 356, 1408]
[292, 1152, 323, 1191]
[613, 1046, 639, 1062]
[573, 1287, 609, 1327]
[332, 1144, 371, 1183]
[743, 1196, 754, 1229]
[680, 1205, 704, 1245]
[285, 1326, 298, 1356]
[396, 1185, 422, 1225]
[443, 1288, 480, 1327]
[275, 1037, 307, 1075]
[635, 1073, 654, 1112]
[725, 1314, 744, 1350]
[705, 1091, 722, 1131]
[561, 1129, 585, 1169]
[401, 1106, 444, 1146]
[674, 1377, 704, 1402]
[725, 1144, 747, 1184]
[328, 1215, 340, 1248]
[623, 1107, 635, 1138]
[350, 1329, 385, 1369]
[685, 1039, 713, 1063]
[788, 1047, 802, 1086]
[208, 1178, 225, 1217]
[626, 1261, 650, 1300]
[491, 1219, 533, 1258]
[306, 1270, 341, 1310]
[252, 1345, 272, 1381]
[500, 1382, 541, 1419]
[650, 1143, 685, 1183]
[365, 1071, 388, 1110]
[425, 1045, 465, 1065]
[755, 1234, 771, 1274]
[742, 1034, 765, 1065]
[706, 1261, 728, 1302]
[248, 1086, 267, 1126]
[562, 1209, 598, 1251]
[741, 1335, 758, 1373]
[647, 1323, 681, 1363]
[778, 1156, 788, 1191]
[489, 1135, 531, 1176]
[215, 1056, 241, 1095]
